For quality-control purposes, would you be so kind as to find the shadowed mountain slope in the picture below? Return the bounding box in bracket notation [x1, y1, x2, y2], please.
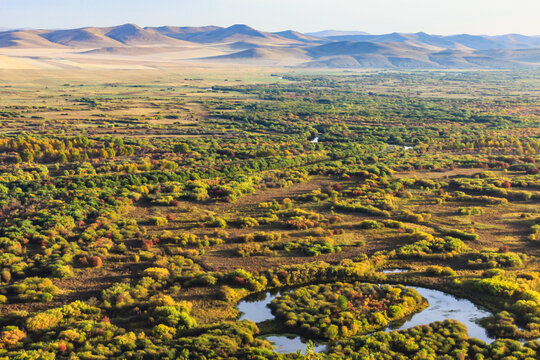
[0, 24, 538, 69]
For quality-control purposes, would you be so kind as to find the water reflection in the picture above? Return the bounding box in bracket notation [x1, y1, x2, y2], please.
[238, 291, 276, 323]
[262, 334, 327, 354]
[237, 283, 495, 354]
[386, 286, 492, 343]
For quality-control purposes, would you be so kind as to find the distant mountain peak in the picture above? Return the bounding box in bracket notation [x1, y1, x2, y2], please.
[114, 23, 141, 30]
[111, 24, 143, 34]
[228, 24, 253, 30]
[225, 24, 266, 37]
[181, 23, 295, 44]
[106, 24, 143, 37]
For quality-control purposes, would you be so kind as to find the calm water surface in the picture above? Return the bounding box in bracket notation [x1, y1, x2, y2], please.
[237, 283, 495, 353]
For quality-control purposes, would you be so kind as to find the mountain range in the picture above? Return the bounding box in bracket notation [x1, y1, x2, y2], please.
[0, 23, 539, 69]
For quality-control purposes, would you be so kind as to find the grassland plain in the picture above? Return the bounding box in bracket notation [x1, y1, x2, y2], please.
[0, 65, 537, 359]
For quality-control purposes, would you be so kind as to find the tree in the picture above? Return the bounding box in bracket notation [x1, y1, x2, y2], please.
[337, 295, 348, 311]
[174, 143, 190, 153]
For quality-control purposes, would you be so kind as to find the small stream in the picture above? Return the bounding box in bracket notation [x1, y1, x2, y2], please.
[237, 283, 494, 354]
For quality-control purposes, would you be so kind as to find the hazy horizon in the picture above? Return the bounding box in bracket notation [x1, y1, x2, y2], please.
[1, 23, 539, 37]
[1, 0, 539, 36]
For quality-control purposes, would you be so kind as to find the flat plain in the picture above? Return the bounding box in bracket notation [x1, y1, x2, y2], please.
[0, 64, 538, 359]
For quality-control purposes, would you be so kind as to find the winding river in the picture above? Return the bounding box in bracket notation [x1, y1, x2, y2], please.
[237, 282, 494, 354]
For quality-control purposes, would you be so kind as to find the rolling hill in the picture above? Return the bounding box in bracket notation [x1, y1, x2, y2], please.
[150, 26, 221, 40]
[81, 46, 188, 56]
[326, 32, 540, 50]
[302, 40, 539, 69]
[0, 30, 65, 48]
[304, 41, 436, 68]
[181, 24, 297, 44]
[0, 24, 194, 49]
[201, 47, 309, 65]
[41, 28, 125, 48]
[0, 24, 538, 69]
[272, 30, 324, 43]
[103, 24, 189, 46]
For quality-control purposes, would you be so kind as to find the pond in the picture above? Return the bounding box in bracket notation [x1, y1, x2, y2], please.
[261, 334, 327, 355]
[386, 144, 413, 150]
[237, 291, 275, 323]
[381, 268, 410, 274]
[237, 284, 495, 354]
[385, 286, 492, 342]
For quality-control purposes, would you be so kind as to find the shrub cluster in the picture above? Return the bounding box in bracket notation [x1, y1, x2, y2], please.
[270, 282, 426, 340]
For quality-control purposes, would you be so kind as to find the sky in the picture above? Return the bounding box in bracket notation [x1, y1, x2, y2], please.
[1, 0, 539, 35]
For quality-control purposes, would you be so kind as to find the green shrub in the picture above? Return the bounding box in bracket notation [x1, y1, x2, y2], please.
[13, 277, 59, 303]
[237, 217, 259, 228]
[185, 274, 217, 287]
[458, 207, 485, 216]
[52, 265, 74, 278]
[443, 228, 479, 241]
[26, 308, 63, 331]
[426, 265, 457, 277]
[468, 251, 523, 268]
[357, 220, 383, 229]
[151, 217, 169, 226]
[143, 267, 171, 280]
[152, 324, 176, 340]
